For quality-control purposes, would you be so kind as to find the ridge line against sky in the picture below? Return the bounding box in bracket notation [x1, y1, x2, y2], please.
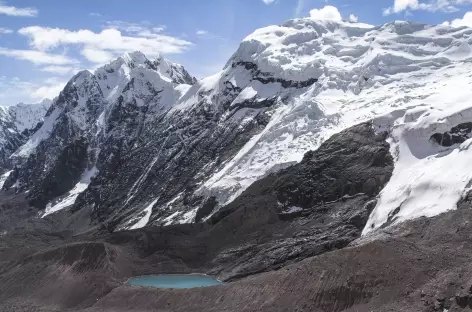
[1, 0, 472, 106]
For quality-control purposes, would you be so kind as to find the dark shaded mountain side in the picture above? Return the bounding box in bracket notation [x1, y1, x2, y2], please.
[71, 94, 276, 231]
[0, 121, 395, 311]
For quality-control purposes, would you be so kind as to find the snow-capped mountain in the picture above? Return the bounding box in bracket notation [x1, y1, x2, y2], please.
[4, 52, 196, 218]
[0, 100, 50, 180]
[5, 18, 472, 234]
[8, 99, 52, 132]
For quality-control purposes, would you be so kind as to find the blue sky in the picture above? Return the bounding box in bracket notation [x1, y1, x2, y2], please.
[1, 0, 472, 105]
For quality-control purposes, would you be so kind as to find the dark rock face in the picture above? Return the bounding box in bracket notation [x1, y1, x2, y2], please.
[430, 122, 472, 147]
[211, 122, 393, 224]
[233, 61, 319, 88]
[195, 196, 218, 223]
[76, 93, 275, 231]
[203, 122, 393, 279]
[0, 131, 28, 170]
[28, 138, 89, 209]
[5, 71, 104, 195]
[0, 101, 50, 171]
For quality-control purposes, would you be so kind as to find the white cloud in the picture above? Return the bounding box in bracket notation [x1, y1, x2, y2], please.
[349, 14, 359, 22]
[195, 29, 223, 40]
[105, 21, 166, 37]
[0, 47, 78, 65]
[0, 2, 37, 17]
[31, 78, 66, 100]
[443, 11, 472, 27]
[307, 5, 365, 24]
[89, 12, 102, 17]
[0, 76, 65, 105]
[196, 30, 209, 36]
[295, 0, 306, 17]
[383, 0, 472, 15]
[0, 27, 12, 34]
[39, 65, 79, 75]
[309, 5, 343, 21]
[262, 0, 276, 4]
[81, 47, 115, 63]
[18, 26, 192, 64]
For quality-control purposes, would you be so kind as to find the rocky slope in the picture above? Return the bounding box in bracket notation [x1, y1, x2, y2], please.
[2, 122, 472, 312]
[0, 122, 396, 311]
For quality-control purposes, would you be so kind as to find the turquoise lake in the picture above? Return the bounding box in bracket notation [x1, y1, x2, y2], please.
[128, 274, 224, 289]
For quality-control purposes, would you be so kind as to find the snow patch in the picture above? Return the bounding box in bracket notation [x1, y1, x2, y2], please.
[128, 198, 159, 230]
[13, 107, 61, 158]
[43, 166, 99, 217]
[281, 206, 304, 214]
[0, 170, 12, 189]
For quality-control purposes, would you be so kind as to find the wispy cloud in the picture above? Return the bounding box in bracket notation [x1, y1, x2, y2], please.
[349, 14, 359, 22]
[383, 0, 472, 15]
[196, 30, 209, 36]
[0, 2, 37, 17]
[0, 76, 66, 104]
[0, 47, 78, 65]
[17, 25, 192, 64]
[105, 20, 166, 36]
[39, 65, 80, 76]
[30, 77, 67, 100]
[295, 0, 305, 17]
[262, 0, 276, 4]
[0, 27, 12, 34]
[310, 6, 342, 20]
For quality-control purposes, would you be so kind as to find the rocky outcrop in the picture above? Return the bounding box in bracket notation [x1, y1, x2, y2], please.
[430, 122, 472, 147]
[232, 61, 318, 88]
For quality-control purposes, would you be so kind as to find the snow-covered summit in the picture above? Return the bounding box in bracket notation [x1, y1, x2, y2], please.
[13, 51, 196, 160]
[0, 100, 50, 175]
[95, 51, 195, 99]
[6, 51, 198, 218]
[178, 19, 472, 232]
[225, 18, 472, 86]
[4, 99, 50, 132]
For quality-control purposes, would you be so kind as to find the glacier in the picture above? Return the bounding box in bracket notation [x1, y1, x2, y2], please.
[189, 19, 472, 232]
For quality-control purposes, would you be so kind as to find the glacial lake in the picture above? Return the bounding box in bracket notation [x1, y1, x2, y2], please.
[128, 274, 224, 289]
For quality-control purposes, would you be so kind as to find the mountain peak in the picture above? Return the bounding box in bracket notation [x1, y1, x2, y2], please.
[94, 51, 196, 86]
[121, 51, 149, 68]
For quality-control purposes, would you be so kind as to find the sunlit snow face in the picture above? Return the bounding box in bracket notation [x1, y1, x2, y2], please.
[195, 20, 472, 232]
